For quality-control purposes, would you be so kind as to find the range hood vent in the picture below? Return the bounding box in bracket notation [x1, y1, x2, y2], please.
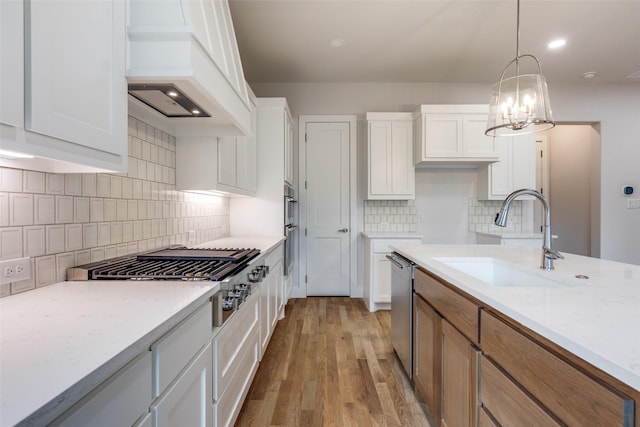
[128, 84, 210, 118]
[126, 0, 251, 135]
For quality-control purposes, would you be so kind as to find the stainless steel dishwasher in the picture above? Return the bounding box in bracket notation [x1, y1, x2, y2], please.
[387, 252, 415, 380]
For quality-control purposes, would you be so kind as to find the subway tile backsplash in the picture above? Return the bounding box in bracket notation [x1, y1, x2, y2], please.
[468, 198, 522, 233]
[364, 200, 417, 233]
[0, 116, 230, 297]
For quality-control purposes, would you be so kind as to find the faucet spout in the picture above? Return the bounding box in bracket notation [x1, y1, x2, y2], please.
[494, 188, 562, 270]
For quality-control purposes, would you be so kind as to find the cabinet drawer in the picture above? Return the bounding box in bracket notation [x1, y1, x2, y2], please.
[151, 302, 212, 398]
[52, 352, 151, 427]
[414, 267, 479, 343]
[213, 326, 260, 427]
[481, 310, 634, 426]
[214, 291, 260, 400]
[480, 356, 560, 426]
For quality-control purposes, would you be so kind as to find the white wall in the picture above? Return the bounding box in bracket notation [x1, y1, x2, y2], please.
[251, 82, 640, 265]
[547, 125, 595, 256]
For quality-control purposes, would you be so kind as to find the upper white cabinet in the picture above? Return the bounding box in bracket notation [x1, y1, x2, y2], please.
[414, 105, 499, 166]
[284, 111, 294, 185]
[366, 113, 415, 200]
[477, 134, 536, 200]
[176, 94, 257, 197]
[127, 0, 251, 135]
[0, 0, 128, 173]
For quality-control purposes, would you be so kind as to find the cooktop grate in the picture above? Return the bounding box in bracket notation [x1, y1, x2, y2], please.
[67, 247, 260, 281]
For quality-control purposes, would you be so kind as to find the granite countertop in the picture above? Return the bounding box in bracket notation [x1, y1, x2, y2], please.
[390, 244, 640, 392]
[361, 231, 423, 239]
[0, 235, 284, 427]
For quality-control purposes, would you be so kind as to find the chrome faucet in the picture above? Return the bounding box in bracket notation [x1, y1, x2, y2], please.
[494, 188, 563, 270]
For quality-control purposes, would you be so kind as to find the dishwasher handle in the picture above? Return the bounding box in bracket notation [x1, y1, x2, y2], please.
[386, 254, 406, 269]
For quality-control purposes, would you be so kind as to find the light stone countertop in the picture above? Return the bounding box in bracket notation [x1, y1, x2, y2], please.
[390, 244, 640, 392]
[0, 236, 284, 427]
[360, 232, 423, 239]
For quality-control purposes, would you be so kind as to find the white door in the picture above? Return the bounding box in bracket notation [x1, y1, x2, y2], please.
[304, 121, 351, 296]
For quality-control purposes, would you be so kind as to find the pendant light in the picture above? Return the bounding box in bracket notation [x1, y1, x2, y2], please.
[485, 0, 555, 137]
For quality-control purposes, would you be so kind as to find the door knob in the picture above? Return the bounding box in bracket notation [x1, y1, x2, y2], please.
[338, 228, 349, 233]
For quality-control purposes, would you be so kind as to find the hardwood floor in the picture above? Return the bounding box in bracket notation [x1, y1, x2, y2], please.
[235, 297, 431, 427]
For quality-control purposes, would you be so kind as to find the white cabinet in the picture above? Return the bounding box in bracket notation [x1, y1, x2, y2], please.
[0, 0, 127, 173]
[366, 113, 415, 200]
[258, 244, 284, 357]
[476, 232, 545, 247]
[176, 94, 257, 196]
[414, 105, 499, 166]
[52, 352, 152, 427]
[150, 302, 213, 427]
[285, 111, 294, 185]
[363, 235, 422, 312]
[477, 134, 536, 200]
[151, 342, 212, 427]
[213, 290, 260, 427]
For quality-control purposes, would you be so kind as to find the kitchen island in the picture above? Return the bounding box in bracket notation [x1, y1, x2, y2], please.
[0, 236, 283, 427]
[392, 244, 640, 426]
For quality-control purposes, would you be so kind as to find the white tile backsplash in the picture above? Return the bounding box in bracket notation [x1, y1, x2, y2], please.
[56, 196, 74, 224]
[1, 116, 231, 296]
[24, 226, 45, 257]
[1, 168, 23, 192]
[363, 200, 417, 233]
[1, 227, 23, 260]
[46, 173, 65, 195]
[9, 193, 34, 226]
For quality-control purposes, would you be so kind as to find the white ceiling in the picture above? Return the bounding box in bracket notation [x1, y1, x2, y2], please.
[228, 0, 640, 85]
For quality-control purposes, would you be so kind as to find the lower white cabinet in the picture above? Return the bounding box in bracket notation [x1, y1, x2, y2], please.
[476, 232, 544, 247]
[363, 235, 422, 312]
[51, 352, 152, 427]
[213, 290, 261, 427]
[151, 342, 213, 427]
[258, 244, 284, 356]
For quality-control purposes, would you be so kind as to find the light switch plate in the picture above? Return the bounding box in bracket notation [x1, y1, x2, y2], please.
[0, 257, 32, 284]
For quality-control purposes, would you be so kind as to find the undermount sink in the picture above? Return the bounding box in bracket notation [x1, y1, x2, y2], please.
[433, 257, 566, 287]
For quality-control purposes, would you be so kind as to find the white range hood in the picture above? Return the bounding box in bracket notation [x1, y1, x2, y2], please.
[126, 0, 251, 136]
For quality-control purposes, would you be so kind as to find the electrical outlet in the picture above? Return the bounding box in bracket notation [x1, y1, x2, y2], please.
[380, 222, 389, 230]
[627, 199, 639, 209]
[188, 230, 196, 245]
[417, 212, 425, 222]
[0, 257, 32, 284]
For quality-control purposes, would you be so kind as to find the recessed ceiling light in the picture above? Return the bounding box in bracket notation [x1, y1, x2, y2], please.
[548, 39, 566, 49]
[167, 90, 179, 97]
[329, 38, 346, 48]
[582, 71, 597, 79]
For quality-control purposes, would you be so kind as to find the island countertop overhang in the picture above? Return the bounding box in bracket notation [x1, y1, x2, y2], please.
[390, 244, 640, 392]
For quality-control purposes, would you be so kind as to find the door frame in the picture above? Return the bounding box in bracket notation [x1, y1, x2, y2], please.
[295, 115, 358, 298]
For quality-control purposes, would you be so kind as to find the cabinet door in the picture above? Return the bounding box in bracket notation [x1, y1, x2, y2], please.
[390, 120, 414, 196]
[25, 0, 126, 154]
[0, 0, 23, 127]
[462, 114, 496, 158]
[235, 134, 256, 192]
[368, 121, 392, 195]
[413, 295, 442, 426]
[372, 253, 392, 303]
[489, 138, 512, 197]
[218, 136, 237, 187]
[441, 319, 480, 427]
[511, 134, 536, 190]
[424, 114, 461, 158]
[284, 110, 294, 185]
[152, 342, 212, 427]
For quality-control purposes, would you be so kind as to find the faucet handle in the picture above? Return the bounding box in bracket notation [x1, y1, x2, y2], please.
[544, 247, 564, 260]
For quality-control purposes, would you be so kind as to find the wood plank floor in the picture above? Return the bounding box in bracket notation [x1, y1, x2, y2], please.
[235, 297, 431, 427]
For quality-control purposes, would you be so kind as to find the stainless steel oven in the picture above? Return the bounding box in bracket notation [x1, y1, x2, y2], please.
[284, 184, 297, 277]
